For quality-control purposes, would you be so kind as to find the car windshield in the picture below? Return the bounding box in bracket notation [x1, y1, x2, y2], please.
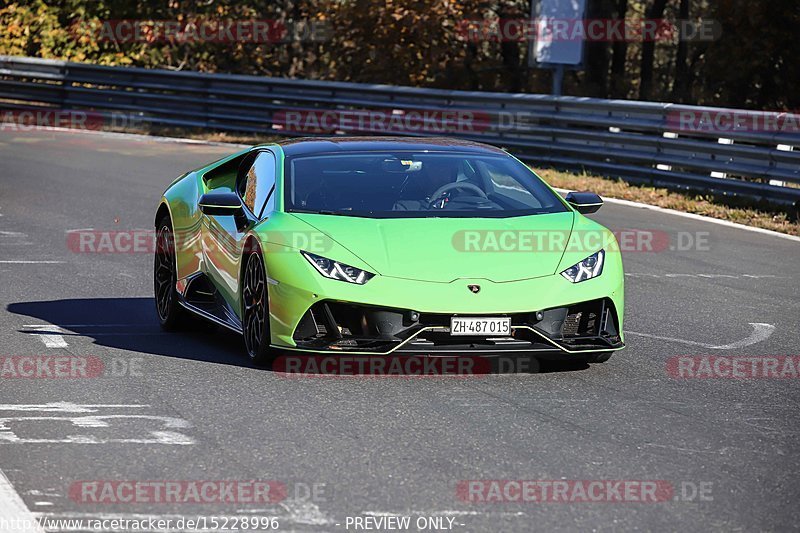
[284, 151, 568, 218]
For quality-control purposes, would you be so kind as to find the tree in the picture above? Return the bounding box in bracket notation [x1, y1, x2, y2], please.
[638, 0, 668, 100]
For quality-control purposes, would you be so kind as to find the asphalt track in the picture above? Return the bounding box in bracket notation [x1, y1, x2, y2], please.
[0, 128, 799, 532]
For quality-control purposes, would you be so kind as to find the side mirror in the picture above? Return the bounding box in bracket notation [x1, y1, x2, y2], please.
[199, 191, 250, 231]
[565, 191, 603, 214]
[199, 191, 244, 216]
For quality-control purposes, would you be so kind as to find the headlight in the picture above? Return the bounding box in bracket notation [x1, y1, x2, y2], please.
[560, 250, 605, 283]
[301, 251, 375, 285]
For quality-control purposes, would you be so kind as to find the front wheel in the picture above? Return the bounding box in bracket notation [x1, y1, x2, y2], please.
[242, 250, 278, 366]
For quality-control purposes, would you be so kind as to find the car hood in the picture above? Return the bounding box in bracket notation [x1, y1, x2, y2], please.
[289, 212, 576, 283]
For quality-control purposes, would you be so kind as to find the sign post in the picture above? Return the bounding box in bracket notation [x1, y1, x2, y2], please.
[528, 0, 588, 96]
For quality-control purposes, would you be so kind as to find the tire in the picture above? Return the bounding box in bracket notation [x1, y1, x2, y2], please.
[154, 217, 189, 331]
[241, 248, 278, 366]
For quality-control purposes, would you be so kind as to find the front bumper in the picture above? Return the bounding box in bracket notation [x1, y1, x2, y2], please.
[264, 245, 624, 356]
[288, 298, 623, 355]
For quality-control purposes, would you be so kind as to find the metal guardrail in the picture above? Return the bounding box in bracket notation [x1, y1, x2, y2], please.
[2, 55, 799, 205]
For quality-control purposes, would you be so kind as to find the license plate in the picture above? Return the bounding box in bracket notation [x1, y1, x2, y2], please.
[450, 317, 511, 336]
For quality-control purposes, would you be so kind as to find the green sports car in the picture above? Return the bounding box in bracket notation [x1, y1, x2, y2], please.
[154, 137, 624, 365]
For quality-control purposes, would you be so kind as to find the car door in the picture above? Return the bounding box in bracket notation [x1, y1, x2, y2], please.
[202, 150, 277, 318]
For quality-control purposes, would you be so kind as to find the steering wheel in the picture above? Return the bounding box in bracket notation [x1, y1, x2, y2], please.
[428, 182, 487, 208]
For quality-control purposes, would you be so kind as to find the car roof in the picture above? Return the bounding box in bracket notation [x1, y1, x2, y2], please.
[270, 136, 507, 157]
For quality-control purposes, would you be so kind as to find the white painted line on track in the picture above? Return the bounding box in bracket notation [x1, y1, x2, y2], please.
[86, 333, 168, 336]
[0, 413, 195, 445]
[0, 468, 46, 533]
[24, 490, 60, 498]
[22, 325, 68, 348]
[625, 272, 786, 279]
[626, 322, 775, 350]
[278, 499, 335, 526]
[363, 510, 523, 516]
[0, 260, 65, 264]
[47, 324, 151, 328]
[0, 432, 194, 445]
[0, 403, 149, 413]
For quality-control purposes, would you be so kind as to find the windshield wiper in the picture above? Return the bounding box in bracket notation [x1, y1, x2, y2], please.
[292, 209, 372, 218]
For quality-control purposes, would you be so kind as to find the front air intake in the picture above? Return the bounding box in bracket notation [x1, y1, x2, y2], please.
[561, 302, 602, 338]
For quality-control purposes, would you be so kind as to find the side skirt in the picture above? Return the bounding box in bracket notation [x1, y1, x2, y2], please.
[176, 272, 243, 334]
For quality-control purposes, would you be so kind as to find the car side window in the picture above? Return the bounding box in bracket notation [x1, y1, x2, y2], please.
[241, 151, 277, 218]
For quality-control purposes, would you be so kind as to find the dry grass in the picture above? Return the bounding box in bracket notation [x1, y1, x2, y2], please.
[534, 167, 800, 237]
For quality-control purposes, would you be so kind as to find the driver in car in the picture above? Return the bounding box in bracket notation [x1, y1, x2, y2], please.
[422, 158, 461, 208]
[395, 158, 478, 210]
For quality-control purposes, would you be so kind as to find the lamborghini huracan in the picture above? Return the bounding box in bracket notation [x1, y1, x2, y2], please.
[154, 137, 624, 364]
